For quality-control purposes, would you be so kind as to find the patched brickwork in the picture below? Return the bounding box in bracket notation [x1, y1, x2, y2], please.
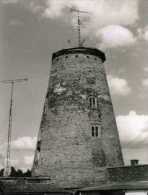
[107, 165, 148, 182]
[32, 48, 123, 188]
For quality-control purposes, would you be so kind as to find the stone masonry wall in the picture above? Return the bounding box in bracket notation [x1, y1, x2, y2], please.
[32, 48, 123, 189]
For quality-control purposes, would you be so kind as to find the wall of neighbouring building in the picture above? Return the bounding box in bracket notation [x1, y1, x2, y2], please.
[107, 165, 148, 182]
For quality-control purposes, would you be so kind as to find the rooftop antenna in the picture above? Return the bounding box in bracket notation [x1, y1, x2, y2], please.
[0, 78, 28, 176]
[70, 7, 89, 47]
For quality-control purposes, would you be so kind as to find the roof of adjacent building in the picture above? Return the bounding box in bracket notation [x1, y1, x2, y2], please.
[52, 47, 106, 62]
[0, 165, 148, 193]
[79, 181, 148, 191]
[0, 177, 73, 193]
[0, 179, 148, 193]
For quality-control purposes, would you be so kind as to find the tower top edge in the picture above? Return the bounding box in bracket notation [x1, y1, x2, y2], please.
[52, 47, 106, 62]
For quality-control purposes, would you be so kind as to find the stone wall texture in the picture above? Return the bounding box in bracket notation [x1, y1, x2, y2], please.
[32, 47, 124, 188]
[107, 165, 148, 182]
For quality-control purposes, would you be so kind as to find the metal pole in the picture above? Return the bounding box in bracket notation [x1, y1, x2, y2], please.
[5, 81, 14, 176]
[70, 7, 89, 47]
[1, 78, 28, 176]
[78, 10, 81, 47]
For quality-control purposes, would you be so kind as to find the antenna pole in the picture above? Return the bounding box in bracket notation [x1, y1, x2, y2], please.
[0, 78, 28, 176]
[70, 8, 89, 47]
[77, 10, 81, 47]
[5, 81, 14, 176]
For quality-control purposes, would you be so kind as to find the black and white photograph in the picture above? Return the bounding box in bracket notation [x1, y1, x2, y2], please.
[0, 0, 148, 194]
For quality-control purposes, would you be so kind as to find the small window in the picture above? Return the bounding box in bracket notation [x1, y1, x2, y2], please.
[86, 55, 90, 58]
[46, 92, 49, 99]
[43, 98, 48, 115]
[37, 140, 41, 152]
[75, 55, 79, 58]
[92, 126, 95, 136]
[89, 96, 97, 109]
[91, 125, 101, 137]
[95, 126, 98, 137]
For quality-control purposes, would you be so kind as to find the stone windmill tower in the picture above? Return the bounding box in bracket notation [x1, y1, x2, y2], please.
[32, 46, 124, 188]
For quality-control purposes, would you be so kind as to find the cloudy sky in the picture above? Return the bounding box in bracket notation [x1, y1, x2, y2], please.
[0, 0, 148, 170]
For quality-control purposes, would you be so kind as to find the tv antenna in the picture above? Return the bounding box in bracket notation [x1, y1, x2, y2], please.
[0, 78, 28, 176]
[70, 7, 89, 47]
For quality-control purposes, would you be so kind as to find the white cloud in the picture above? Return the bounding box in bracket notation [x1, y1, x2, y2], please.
[2, 0, 139, 48]
[144, 30, 148, 41]
[0, 154, 5, 169]
[44, 0, 139, 26]
[9, 19, 24, 27]
[1, 0, 19, 4]
[43, 0, 68, 18]
[142, 26, 148, 41]
[0, 137, 36, 169]
[96, 25, 136, 48]
[10, 159, 19, 166]
[1, 0, 139, 28]
[137, 26, 148, 42]
[144, 67, 148, 72]
[12, 136, 37, 150]
[107, 75, 131, 96]
[137, 28, 144, 40]
[142, 78, 148, 87]
[0, 155, 19, 169]
[24, 155, 34, 165]
[0, 142, 7, 156]
[116, 111, 148, 148]
[43, 0, 139, 48]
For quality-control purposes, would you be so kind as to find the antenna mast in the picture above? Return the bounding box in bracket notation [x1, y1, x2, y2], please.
[1, 78, 28, 176]
[70, 7, 89, 47]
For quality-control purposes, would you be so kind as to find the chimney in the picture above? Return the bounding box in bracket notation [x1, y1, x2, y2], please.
[131, 159, 139, 166]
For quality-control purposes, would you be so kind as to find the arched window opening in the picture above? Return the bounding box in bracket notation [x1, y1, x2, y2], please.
[91, 125, 101, 137]
[89, 96, 97, 109]
[92, 126, 95, 136]
[95, 126, 98, 137]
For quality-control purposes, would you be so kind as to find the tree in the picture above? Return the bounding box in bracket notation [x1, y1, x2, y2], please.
[23, 169, 31, 177]
[10, 167, 17, 177]
[10, 167, 31, 177]
[16, 169, 24, 177]
[0, 168, 4, 176]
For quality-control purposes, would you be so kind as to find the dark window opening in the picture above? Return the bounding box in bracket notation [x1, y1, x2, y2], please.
[89, 96, 97, 109]
[46, 92, 49, 99]
[92, 126, 95, 136]
[37, 140, 41, 152]
[98, 112, 101, 118]
[75, 55, 79, 58]
[93, 98, 95, 105]
[95, 126, 98, 136]
[92, 126, 101, 137]
[43, 103, 48, 116]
